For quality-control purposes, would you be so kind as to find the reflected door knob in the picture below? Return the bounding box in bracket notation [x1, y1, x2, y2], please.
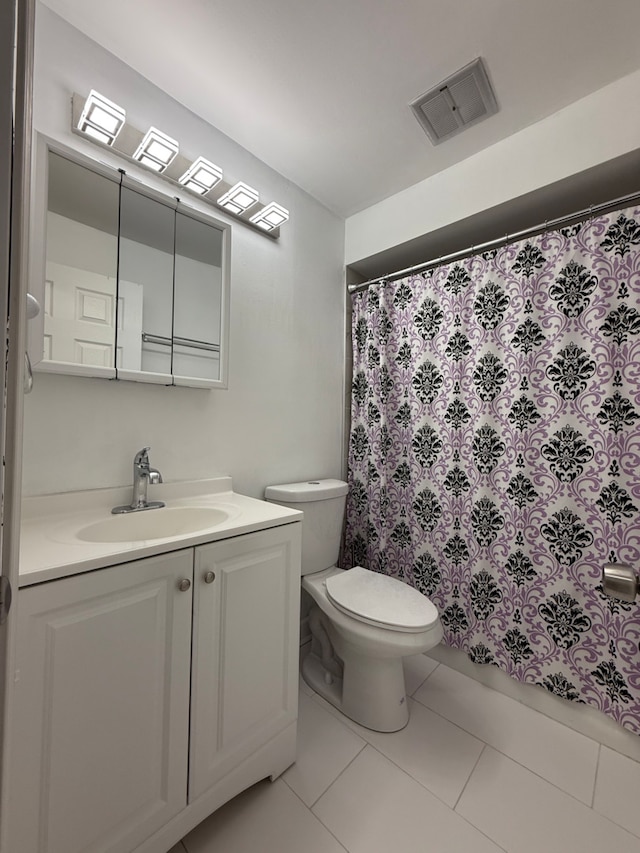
[178, 578, 191, 592]
[204, 571, 215, 584]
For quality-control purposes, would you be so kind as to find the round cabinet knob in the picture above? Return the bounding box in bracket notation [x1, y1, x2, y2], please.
[178, 578, 191, 592]
[204, 571, 215, 584]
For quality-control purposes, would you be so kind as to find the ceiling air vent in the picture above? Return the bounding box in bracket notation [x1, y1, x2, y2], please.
[410, 58, 498, 145]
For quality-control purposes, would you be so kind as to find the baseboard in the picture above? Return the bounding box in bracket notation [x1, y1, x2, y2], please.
[427, 644, 640, 762]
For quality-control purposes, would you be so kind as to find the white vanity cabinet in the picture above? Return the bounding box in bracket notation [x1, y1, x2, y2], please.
[9, 548, 194, 853]
[9, 520, 301, 853]
[189, 526, 300, 800]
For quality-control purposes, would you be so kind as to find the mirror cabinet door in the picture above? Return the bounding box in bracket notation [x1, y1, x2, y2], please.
[118, 185, 175, 382]
[35, 140, 230, 388]
[173, 211, 224, 384]
[43, 152, 120, 376]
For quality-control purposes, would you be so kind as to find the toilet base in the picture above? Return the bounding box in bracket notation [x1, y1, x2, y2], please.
[301, 647, 410, 732]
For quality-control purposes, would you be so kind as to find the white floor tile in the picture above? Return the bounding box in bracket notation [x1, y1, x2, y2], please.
[403, 652, 440, 696]
[594, 746, 640, 838]
[429, 644, 640, 764]
[182, 778, 346, 853]
[415, 664, 599, 803]
[309, 694, 484, 808]
[457, 747, 640, 853]
[282, 691, 366, 806]
[313, 745, 502, 853]
[364, 699, 485, 807]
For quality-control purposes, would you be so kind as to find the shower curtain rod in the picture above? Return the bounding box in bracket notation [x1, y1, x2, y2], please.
[347, 188, 640, 294]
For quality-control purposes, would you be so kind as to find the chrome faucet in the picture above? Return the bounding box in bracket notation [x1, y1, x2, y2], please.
[112, 447, 165, 514]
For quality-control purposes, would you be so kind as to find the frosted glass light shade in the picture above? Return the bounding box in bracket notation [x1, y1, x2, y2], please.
[217, 182, 259, 215]
[133, 127, 179, 172]
[77, 90, 126, 145]
[179, 157, 223, 195]
[250, 202, 289, 230]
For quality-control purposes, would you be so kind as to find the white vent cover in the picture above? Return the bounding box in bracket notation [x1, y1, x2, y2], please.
[410, 58, 498, 145]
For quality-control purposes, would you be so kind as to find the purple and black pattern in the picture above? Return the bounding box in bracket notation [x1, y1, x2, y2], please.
[344, 206, 640, 734]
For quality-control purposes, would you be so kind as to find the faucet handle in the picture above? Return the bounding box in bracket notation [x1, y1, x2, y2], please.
[134, 446, 151, 465]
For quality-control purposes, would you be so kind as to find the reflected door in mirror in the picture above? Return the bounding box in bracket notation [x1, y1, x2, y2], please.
[44, 153, 119, 374]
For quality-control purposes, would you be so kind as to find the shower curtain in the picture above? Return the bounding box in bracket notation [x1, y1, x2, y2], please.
[343, 205, 640, 734]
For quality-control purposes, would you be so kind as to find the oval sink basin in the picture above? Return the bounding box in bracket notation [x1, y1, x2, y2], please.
[77, 506, 229, 543]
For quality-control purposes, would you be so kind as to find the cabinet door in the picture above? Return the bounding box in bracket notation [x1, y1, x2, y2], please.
[189, 523, 301, 800]
[8, 550, 193, 853]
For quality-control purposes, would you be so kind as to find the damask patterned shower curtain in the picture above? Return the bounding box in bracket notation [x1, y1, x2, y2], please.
[344, 206, 640, 734]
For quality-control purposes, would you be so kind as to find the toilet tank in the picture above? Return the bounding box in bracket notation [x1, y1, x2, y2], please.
[265, 479, 348, 576]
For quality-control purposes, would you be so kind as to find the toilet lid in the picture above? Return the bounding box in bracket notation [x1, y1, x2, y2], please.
[325, 566, 438, 632]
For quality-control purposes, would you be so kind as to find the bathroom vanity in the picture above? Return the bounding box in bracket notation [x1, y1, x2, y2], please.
[8, 478, 302, 853]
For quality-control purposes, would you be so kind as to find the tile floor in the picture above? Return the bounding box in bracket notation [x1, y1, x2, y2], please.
[171, 656, 640, 853]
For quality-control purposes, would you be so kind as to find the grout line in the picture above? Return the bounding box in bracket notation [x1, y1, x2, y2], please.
[408, 659, 440, 697]
[591, 743, 602, 810]
[280, 776, 350, 852]
[304, 685, 490, 812]
[357, 741, 510, 853]
[281, 773, 307, 806]
[413, 667, 606, 795]
[303, 668, 626, 833]
[453, 743, 486, 812]
[306, 747, 368, 853]
[429, 654, 640, 763]
[362, 735, 467, 812]
[410, 691, 494, 747]
[410, 696, 602, 809]
[483, 742, 600, 810]
[308, 740, 368, 811]
[276, 776, 350, 853]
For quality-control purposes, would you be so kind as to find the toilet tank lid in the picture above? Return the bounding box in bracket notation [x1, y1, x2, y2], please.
[265, 479, 348, 503]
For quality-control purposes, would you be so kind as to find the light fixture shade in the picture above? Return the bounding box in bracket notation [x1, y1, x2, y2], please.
[178, 156, 223, 195]
[217, 182, 259, 215]
[77, 90, 126, 145]
[250, 202, 289, 231]
[133, 127, 179, 172]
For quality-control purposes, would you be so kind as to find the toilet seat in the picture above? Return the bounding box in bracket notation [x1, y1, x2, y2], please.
[325, 566, 438, 633]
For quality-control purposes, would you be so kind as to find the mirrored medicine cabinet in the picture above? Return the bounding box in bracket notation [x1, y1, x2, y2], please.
[28, 135, 230, 389]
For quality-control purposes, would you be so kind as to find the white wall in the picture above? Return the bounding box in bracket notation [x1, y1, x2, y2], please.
[346, 68, 640, 265]
[22, 4, 346, 499]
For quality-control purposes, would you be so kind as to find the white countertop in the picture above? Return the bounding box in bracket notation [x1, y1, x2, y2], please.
[20, 477, 302, 587]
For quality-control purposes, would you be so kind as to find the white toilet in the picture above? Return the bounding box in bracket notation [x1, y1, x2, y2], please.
[265, 479, 443, 732]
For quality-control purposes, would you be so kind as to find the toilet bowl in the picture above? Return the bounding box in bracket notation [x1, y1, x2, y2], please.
[265, 479, 443, 732]
[303, 566, 443, 731]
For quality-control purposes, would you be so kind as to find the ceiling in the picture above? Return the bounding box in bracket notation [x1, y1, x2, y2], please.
[42, 0, 640, 219]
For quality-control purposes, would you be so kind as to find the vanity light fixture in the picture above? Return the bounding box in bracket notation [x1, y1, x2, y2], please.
[250, 202, 289, 231]
[217, 181, 259, 215]
[77, 90, 126, 145]
[178, 156, 223, 195]
[132, 127, 179, 172]
[72, 91, 290, 235]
